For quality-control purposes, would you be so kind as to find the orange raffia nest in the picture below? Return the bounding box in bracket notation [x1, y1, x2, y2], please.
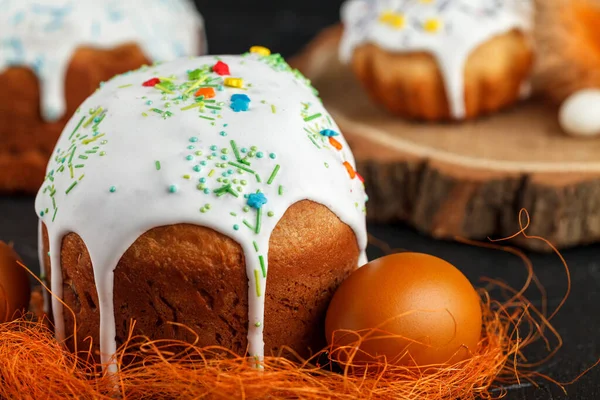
[535, 0, 600, 103]
[0, 211, 595, 400]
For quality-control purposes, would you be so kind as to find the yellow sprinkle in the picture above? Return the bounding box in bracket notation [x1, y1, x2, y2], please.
[208, 169, 215, 177]
[379, 11, 405, 29]
[224, 77, 244, 88]
[424, 18, 442, 33]
[250, 46, 271, 56]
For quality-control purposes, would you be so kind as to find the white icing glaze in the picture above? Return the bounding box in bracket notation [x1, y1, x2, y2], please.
[339, 0, 533, 118]
[35, 53, 368, 370]
[559, 89, 600, 138]
[0, 0, 205, 122]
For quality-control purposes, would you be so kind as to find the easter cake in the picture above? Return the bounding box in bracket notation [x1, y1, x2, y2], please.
[339, 0, 534, 120]
[36, 50, 368, 366]
[0, 0, 205, 193]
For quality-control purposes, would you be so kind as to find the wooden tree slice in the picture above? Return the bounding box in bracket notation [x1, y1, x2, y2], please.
[290, 25, 600, 252]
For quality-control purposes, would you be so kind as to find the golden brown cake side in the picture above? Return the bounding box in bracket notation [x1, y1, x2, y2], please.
[0, 44, 150, 193]
[42, 200, 360, 360]
[351, 30, 534, 121]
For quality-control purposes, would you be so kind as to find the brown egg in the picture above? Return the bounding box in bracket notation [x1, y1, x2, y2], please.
[325, 253, 482, 367]
[0, 241, 30, 323]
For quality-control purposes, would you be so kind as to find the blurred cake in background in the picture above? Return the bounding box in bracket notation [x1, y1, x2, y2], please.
[339, 0, 534, 121]
[0, 0, 205, 193]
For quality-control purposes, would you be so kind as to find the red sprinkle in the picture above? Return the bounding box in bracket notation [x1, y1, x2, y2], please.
[356, 172, 365, 183]
[213, 61, 230, 76]
[142, 78, 161, 87]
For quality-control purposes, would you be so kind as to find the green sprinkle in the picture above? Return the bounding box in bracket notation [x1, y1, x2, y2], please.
[259, 255, 266, 278]
[308, 135, 321, 149]
[255, 322, 262, 328]
[155, 161, 161, 170]
[118, 84, 133, 89]
[69, 116, 86, 140]
[109, 186, 116, 193]
[303, 113, 322, 122]
[267, 211, 274, 217]
[255, 207, 262, 234]
[278, 185, 283, 195]
[83, 107, 103, 128]
[81, 133, 105, 145]
[78, 174, 85, 181]
[154, 83, 174, 94]
[68, 147, 77, 163]
[243, 220, 254, 230]
[92, 113, 106, 130]
[254, 269, 261, 297]
[253, 241, 259, 252]
[74, 164, 84, 168]
[181, 102, 204, 111]
[65, 181, 78, 194]
[255, 174, 262, 183]
[78, 155, 88, 160]
[69, 164, 74, 179]
[205, 105, 221, 110]
[271, 104, 277, 114]
[52, 208, 58, 222]
[230, 140, 242, 162]
[228, 161, 255, 174]
[267, 165, 280, 185]
[198, 115, 216, 121]
[230, 212, 237, 217]
[183, 175, 191, 180]
[208, 169, 215, 177]
[152, 108, 165, 115]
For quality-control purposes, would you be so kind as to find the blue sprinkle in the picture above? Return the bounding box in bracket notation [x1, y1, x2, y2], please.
[269, 153, 276, 159]
[227, 169, 234, 175]
[203, 188, 210, 194]
[241, 148, 248, 153]
[200, 177, 207, 183]
[319, 129, 340, 137]
[200, 161, 207, 166]
[193, 165, 201, 172]
[233, 224, 240, 231]
[230, 94, 251, 112]
[247, 193, 268, 209]
[190, 137, 198, 143]
[210, 145, 217, 151]
[222, 172, 228, 177]
[186, 155, 194, 161]
[188, 145, 195, 150]
[220, 155, 228, 161]
[256, 152, 264, 159]
[146, 100, 153, 106]
[220, 131, 227, 136]
[169, 185, 178, 193]
[109, 186, 117, 193]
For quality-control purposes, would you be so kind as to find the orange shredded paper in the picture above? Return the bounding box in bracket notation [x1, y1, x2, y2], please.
[0, 210, 597, 399]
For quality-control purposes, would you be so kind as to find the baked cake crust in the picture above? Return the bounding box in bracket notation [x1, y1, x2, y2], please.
[43, 200, 359, 360]
[0, 44, 150, 193]
[351, 30, 533, 121]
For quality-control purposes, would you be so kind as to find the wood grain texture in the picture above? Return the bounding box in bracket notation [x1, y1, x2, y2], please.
[290, 25, 600, 251]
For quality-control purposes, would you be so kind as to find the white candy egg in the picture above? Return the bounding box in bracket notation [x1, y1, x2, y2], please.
[559, 89, 600, 138]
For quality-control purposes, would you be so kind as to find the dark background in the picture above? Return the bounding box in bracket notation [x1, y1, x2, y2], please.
[1, 1, 599, 398]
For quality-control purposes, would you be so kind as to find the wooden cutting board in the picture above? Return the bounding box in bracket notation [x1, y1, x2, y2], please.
[290, 25, 600, 252]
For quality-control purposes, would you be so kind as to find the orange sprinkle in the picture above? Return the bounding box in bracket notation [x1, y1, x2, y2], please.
[343, 161, 356, 179]
[194, 87, 216, 99]
[329, 137, 343, 151]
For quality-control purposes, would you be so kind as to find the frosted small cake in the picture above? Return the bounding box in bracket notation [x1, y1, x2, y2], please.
[36, 50, 368, 368]
[0, 0, 205, 192]
[339, 0, 534, 121]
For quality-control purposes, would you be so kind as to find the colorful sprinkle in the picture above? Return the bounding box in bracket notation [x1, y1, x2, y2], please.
[250, 46, 271, 56]
[212, 61, 230, 76]
[142, 77, 161, 87]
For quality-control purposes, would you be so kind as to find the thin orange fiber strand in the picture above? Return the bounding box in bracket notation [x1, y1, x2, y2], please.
[0, 210, 596, 400]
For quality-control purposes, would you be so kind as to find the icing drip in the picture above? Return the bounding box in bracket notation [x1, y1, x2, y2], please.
[0, 0, 205, 122]
[339, 0, 533, 118]
[35, 52, 368, 369]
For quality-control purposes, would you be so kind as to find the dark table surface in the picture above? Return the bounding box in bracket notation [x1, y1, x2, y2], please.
[1, 1, 599, 398]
